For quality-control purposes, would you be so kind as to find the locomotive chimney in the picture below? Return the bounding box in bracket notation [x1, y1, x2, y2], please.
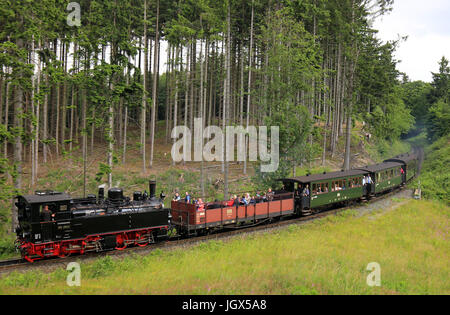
[149, 180, 156, 199]
[98, 187, 105, 201]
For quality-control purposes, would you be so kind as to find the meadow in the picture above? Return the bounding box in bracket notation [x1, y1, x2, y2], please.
[0, 198, 448, 295]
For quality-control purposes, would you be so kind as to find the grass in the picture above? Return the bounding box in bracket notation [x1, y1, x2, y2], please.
[0, 199, 448, 295]
[410, 134, 450, 205]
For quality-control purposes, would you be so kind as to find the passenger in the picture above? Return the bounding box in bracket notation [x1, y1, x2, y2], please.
[303, 185, 310, 197]
[173, 192, 181, 202]
[362, 176, 366, 186]
[184, 192, 191, 204]
[243, 193, 251, 205]
[233, 195, 240, 207]
[197, 198, 205, 211]
[250, 196, 257, 204]
[267, 188, 274, 201]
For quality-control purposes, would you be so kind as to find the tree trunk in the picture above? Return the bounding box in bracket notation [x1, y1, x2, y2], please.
[12, 36, 25, 232]
[173, 45, 179, 166]
[3, 73, 10, 158]
[224, 1, 231, 200]
[141, 0, 148, 172]
[149, 0, 160, 169]
[244, 1, 254, 175]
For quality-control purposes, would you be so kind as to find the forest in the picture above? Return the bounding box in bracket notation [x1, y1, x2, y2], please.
[0, 0, 448, 234]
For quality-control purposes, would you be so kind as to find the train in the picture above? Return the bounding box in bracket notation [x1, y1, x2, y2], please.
[14, 151, 421, 262]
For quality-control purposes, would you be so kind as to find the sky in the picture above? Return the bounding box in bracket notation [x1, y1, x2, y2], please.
[373, 0, 450, 82]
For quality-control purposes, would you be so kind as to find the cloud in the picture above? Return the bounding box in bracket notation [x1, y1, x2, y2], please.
[373, 0, 450, 82]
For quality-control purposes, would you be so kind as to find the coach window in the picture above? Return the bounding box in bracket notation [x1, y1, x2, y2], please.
[316, 184, 321, 194]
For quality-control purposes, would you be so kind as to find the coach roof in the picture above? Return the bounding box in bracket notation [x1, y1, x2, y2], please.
[355, 161, 403, 173]
[282, 169, 368, 184]
[384, 152, 418, 164]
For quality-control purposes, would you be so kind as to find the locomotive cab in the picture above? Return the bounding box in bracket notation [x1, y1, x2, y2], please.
[15, 192, 72, 243]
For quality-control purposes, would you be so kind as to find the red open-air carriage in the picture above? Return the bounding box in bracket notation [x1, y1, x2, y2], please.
[171, 193, 295, 236]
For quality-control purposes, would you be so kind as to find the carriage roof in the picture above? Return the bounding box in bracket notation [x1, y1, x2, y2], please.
[355, 161, 403, 173]
[282, 169, 368, 184]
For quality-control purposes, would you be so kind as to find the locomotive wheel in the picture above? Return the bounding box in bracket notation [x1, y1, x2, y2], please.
[115, 233, 128, 251]
[136, 233, 150, 247]
[58, 246, 72, 258]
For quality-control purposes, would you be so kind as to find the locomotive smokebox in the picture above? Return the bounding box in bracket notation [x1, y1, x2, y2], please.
[108, 188, 124, 202]
[149, 181, 156, 199]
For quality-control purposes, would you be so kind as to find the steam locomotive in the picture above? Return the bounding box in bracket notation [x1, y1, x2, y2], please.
[15, 181, 170, 262]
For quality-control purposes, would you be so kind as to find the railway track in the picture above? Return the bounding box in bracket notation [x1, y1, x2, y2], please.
[0, 184, 413, 277]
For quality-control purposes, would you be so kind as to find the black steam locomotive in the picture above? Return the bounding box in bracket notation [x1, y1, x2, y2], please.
[15, 181, 170, 262]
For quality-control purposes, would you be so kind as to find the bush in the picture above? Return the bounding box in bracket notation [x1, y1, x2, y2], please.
[413, 135, 450, 205]
[0, 237, 16, 258]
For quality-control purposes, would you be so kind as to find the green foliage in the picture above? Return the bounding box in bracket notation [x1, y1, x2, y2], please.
[413, 135, 450, 205]
[366, 138, 411, 163]
[401, 81, 433, 126]
[0, 158, 16, 202]
[95, 163, 113, 183]
[253, 8, 318, 189]
[365, 88, 415, 141]
[428, 98, 450, 140]
[0, 237, 15, 258]
[402, 57, 450, 140]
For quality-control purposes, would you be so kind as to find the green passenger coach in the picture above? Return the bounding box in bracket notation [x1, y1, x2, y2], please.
[282, 170, 367, 214]
[356, 162, 404, 194]
[384, 152, 419, 183]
